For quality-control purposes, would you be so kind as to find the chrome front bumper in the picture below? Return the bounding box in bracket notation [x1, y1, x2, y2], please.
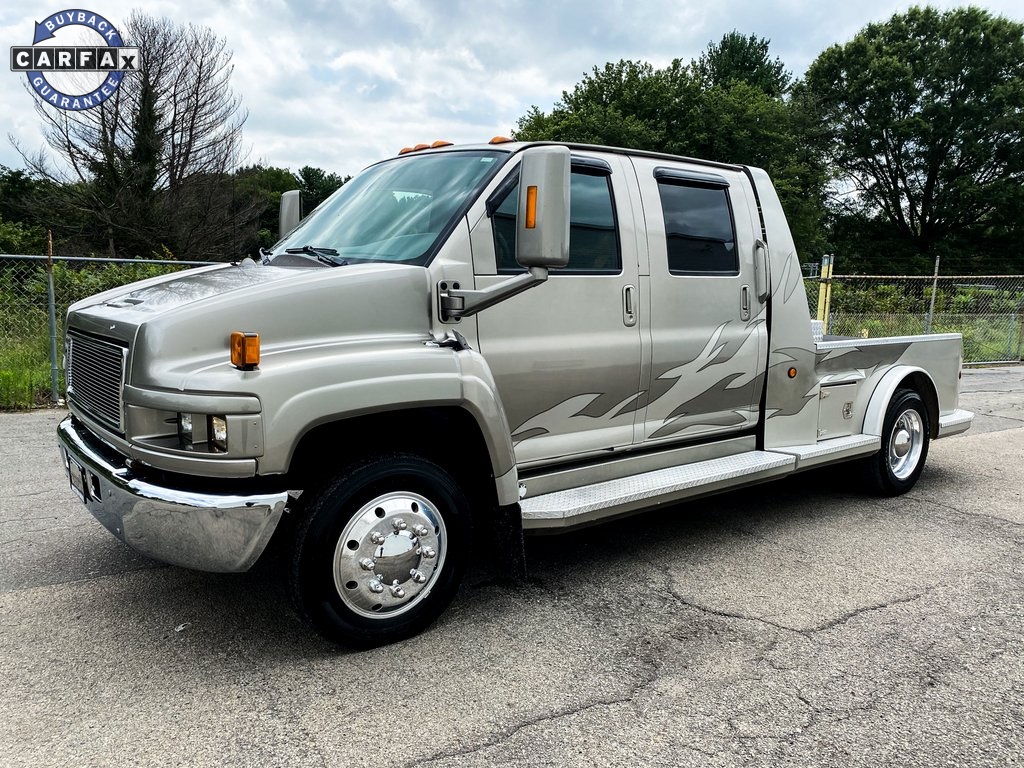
[57, 416, 288, 572]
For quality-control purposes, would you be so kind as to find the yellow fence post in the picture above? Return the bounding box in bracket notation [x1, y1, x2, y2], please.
[816, 254, 834, 335]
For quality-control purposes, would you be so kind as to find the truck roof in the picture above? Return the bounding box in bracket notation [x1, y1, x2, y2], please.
[390, 139, 748, 174]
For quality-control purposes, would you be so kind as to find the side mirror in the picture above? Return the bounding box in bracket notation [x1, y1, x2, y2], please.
[279, 189, 301, 240]
[515, 146, 570, 269]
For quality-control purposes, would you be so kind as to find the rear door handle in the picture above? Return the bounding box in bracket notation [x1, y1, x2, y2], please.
[623, 284, 637, 327]
[754, 240, 771, 301]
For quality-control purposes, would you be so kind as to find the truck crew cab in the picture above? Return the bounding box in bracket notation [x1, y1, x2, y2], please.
[57, 141, 973, 646]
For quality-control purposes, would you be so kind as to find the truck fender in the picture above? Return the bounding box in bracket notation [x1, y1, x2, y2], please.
[454, 349, 520, 506]
[276, 347, 520, 507]
[862, 365, 938, 438]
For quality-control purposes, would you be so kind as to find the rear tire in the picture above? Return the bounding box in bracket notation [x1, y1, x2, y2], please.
[290, 453, 469, 648]
[862, 388, 930, 496]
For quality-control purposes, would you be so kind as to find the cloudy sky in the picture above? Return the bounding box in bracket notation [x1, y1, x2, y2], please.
[2, 0, 1021, 179]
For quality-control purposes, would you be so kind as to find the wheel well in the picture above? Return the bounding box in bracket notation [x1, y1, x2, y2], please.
[288, 407, 498, 508]
[900, 371, 939, 438]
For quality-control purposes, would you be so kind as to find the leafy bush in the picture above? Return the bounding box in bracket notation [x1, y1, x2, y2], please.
[0, 216, 47, 255]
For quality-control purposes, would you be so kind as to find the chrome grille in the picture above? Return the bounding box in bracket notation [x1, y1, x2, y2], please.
[67, 331, 126, 431]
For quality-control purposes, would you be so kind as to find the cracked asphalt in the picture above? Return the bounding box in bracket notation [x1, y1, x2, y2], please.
[1, 367, 1021, 767]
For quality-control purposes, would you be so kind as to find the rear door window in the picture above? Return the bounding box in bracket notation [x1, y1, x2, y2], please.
[656, 181, 737, 274]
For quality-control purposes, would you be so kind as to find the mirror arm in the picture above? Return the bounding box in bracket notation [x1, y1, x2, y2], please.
[439, 267, 549, 321]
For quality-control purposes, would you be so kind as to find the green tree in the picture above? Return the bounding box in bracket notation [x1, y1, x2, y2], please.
[235, 164, 302, 250]
[0, 166, 50, 254]
[233, 165, 349, 253]
[0, 166, 44, 224]
[515, 61, 678, 149]
[124, 72, 164, 255]
[694, 30, 792, 98]
[0, 217, 47, 254]
[803, 6, 1024, 270]
[296, 166, 351, 212]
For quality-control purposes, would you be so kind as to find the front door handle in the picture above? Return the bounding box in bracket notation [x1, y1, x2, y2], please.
[623, 284, 637, 327]
[741, 285, 751, 321]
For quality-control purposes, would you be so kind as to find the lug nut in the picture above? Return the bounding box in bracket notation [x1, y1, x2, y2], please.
[412, 524, 429, 538]
[410, 569, 427, 584]
[370, 532, 386, 545]
[358, 557, 375, 571]
[392, 519, 408, 531]
[389, 584, 406, 598]
[419, 545, 436, 559]
[368, 580, 384, 594]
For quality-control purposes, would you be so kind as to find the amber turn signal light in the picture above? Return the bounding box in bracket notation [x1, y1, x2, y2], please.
[230, 332, 260, 370]
[525, 185, 538, 229]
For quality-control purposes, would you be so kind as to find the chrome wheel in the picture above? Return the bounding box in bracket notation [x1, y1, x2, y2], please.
[332, 491, 446, 619]
[888, 408, 924, 480]
[292, 453, 469, 647]
[862, 389, 930, 497]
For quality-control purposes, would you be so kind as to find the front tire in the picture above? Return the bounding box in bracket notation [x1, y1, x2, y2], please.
[863, 388, 930, 496]
[290, 453, 469, 648]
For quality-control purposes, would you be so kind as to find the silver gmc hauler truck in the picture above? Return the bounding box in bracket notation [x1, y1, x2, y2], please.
[57, 141, 974, 647]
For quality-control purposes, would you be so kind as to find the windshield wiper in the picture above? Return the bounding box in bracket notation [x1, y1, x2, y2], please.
[285, 245, 348, 266]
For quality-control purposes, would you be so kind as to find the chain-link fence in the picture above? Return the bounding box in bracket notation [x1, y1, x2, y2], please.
[0, 255, 215, 409]
[806, 275, 1024, 365]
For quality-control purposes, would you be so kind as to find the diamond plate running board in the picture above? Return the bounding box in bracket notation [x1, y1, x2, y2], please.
[773, 434, 880, 469]
[520, 450, 795, 529]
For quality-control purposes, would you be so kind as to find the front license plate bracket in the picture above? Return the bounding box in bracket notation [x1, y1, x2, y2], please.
[67, 453, 88, 501]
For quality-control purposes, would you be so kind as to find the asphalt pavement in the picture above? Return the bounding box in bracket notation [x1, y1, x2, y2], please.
[0, 367, 1021, 767]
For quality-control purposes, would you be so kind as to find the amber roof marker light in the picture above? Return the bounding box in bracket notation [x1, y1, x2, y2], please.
[398, 141, 453, 155]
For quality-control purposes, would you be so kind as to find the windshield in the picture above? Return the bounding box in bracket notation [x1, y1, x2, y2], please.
[272, 150, 508, 266]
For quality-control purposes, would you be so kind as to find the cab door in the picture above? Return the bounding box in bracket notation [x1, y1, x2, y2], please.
[471, 153, 643, 467]
[628, 158, 768, 445]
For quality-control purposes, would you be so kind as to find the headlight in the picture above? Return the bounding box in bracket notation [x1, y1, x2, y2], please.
[178, 412, 193, 445]
[208, 415, 228, 452]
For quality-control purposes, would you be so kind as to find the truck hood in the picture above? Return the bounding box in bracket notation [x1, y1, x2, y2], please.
[67, 262, 303, 341]
[65, 260, 435, 391]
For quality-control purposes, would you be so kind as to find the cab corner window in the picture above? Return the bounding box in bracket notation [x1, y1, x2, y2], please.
[657, 181, 737, 274]
[493, 170, 620, 274]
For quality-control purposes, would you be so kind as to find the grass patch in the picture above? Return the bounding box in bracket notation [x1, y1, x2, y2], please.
[0, 337, 57, 409]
